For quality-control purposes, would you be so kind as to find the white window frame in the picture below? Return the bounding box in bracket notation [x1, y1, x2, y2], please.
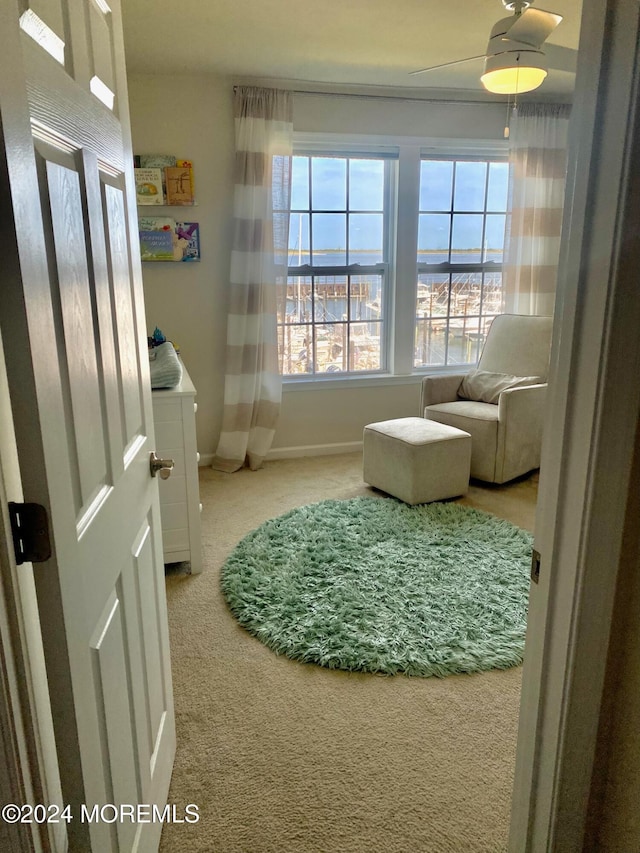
[284, 133, 508, 389]
[285, 146, 396, 377]
[414, 153, 510, 370]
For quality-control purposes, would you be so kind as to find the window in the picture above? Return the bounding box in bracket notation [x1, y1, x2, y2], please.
[279, 141, 508, 380]
[415, 159, 508, 367]
[279, 154, 392, 376]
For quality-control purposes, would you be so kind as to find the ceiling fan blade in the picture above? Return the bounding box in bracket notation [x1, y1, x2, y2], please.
[545, 43, 578, 74]
[410, 55, 487, 75]
[504, 8, 563, 47]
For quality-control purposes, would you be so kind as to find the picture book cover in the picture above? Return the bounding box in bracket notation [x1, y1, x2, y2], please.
[138, 217, 200, 262]
[134, 168, 164, 205]
[138, 154, 177, 168]
[164, 165, 194, 205]
[176, 159, 195, 199]
[174, 222, 200, 261]
[139, 217, 175, 261]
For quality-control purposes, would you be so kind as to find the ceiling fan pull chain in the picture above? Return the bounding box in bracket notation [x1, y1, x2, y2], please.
[504, 92, 512, 138]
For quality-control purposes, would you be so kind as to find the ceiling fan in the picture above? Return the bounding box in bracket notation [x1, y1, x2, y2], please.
[411, 0, 577, 95]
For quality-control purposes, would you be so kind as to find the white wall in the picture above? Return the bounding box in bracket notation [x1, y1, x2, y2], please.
[127, 75, 507, 458]
[292, 90, 506, 139]
[128, 73, 234, 459]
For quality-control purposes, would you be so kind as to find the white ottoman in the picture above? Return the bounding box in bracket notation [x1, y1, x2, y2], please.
[363, 417, 471, 505]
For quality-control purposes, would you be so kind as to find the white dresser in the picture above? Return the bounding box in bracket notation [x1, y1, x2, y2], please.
[152, 365, 203, 574]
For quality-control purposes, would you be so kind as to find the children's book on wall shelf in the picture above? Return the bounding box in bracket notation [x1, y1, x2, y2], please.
[174, 221, 200, 261]
[137, 154, 177, 169]
[164, 164, 195, 205]
[134, 167, 164, 205]
[139, 216, 200, 262]
[134, 155, 196, 206]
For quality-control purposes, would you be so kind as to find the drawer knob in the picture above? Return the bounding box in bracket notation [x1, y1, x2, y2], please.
[150, 451, 175, 480]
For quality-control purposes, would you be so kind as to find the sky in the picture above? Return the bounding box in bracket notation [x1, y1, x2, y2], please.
[288, 156, 509, 264]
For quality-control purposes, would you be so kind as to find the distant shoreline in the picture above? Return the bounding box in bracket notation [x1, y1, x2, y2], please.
[288, 248, 503, 264]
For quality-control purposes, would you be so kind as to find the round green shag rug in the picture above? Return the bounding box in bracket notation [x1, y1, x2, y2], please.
[221, 497, 533, 678]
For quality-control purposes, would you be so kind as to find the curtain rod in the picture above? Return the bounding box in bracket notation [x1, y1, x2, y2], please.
[233, 83, 571, 110]
[231, 84, 508, 107]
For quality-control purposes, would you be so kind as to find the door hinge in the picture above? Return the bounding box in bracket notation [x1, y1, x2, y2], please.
[531, 548, 541, 584]
[8, 502, 51, 565]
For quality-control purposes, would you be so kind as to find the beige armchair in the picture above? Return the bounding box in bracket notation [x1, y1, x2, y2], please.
[420, 314, 553, 484]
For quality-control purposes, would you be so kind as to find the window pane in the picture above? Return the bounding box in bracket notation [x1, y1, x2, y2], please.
[418, 213, 450, 262]
[414, 319, 447, 367]
[350, 274, 382, 321]
[277, 282, 287, 324]
[349, 213, 383, 264]
[487, 162, 509, 211]
[314, 323, 347, 373]
[315, 277, 347, 323]
[449, 275, 482, 320]
[416, 274, 450, 320]
[288, 213, 310, 266]
[483, 274, 504, 315]
[311, 157, 346, 210]
[349, 159, 384, 210]
[281, 322, 313, 375]
[284, 275, 312, 324]
[349, 322, 382, 371]
[291, 156, 309, 210]
[453, 161, 487, 212]
[484, 214, 506, 261]
[447, 314, 482, 365]
[420, 160, 453, 211]
[451, 214, 483, 263]
[312, 213, 346, 265]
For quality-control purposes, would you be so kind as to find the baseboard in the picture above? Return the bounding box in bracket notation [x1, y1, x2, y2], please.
[198, 442, 363, 466]
[267, 441, 363, 460]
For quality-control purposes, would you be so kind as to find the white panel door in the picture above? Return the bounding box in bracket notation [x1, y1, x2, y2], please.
[0, 1, 175, 850]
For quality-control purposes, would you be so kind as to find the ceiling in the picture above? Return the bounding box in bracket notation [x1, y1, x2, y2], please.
[121, 0, 583, 99]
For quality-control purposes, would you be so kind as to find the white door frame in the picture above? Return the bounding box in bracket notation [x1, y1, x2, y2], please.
[510, 0, 640, 848]
[0, 478, 38, 853]
[0, 321, 66, 853]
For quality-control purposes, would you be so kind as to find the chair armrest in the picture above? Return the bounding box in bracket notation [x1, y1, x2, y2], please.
[496, 383, 548, 482]
[497, 383, 547, 421]
[420, 373, 467, 414]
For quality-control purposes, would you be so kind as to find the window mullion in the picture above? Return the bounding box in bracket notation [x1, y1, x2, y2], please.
[393, 144, 421, 376]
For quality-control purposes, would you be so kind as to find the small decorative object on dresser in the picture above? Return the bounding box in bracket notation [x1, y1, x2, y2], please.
[151, 363, 203, 574]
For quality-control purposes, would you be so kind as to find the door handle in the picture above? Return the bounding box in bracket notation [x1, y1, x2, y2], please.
[150, 451, 174, 480]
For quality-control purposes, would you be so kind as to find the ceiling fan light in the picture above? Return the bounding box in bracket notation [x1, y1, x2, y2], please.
[481, 51, 547, 94]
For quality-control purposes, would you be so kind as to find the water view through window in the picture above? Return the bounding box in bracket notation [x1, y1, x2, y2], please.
[280, 155, 387, 375]
[416, 159, 508, 367]
[280, 153, 508, 376]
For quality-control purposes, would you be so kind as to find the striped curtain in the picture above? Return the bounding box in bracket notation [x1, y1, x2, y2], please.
[503, 103, 570, 316]
[212, 87, 293, 472]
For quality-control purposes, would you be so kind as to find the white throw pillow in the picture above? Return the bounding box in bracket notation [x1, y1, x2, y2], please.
[458, 370, 543, 405]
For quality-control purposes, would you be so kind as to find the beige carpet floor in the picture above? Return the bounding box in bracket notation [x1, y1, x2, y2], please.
[160, 453, 538, 853]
